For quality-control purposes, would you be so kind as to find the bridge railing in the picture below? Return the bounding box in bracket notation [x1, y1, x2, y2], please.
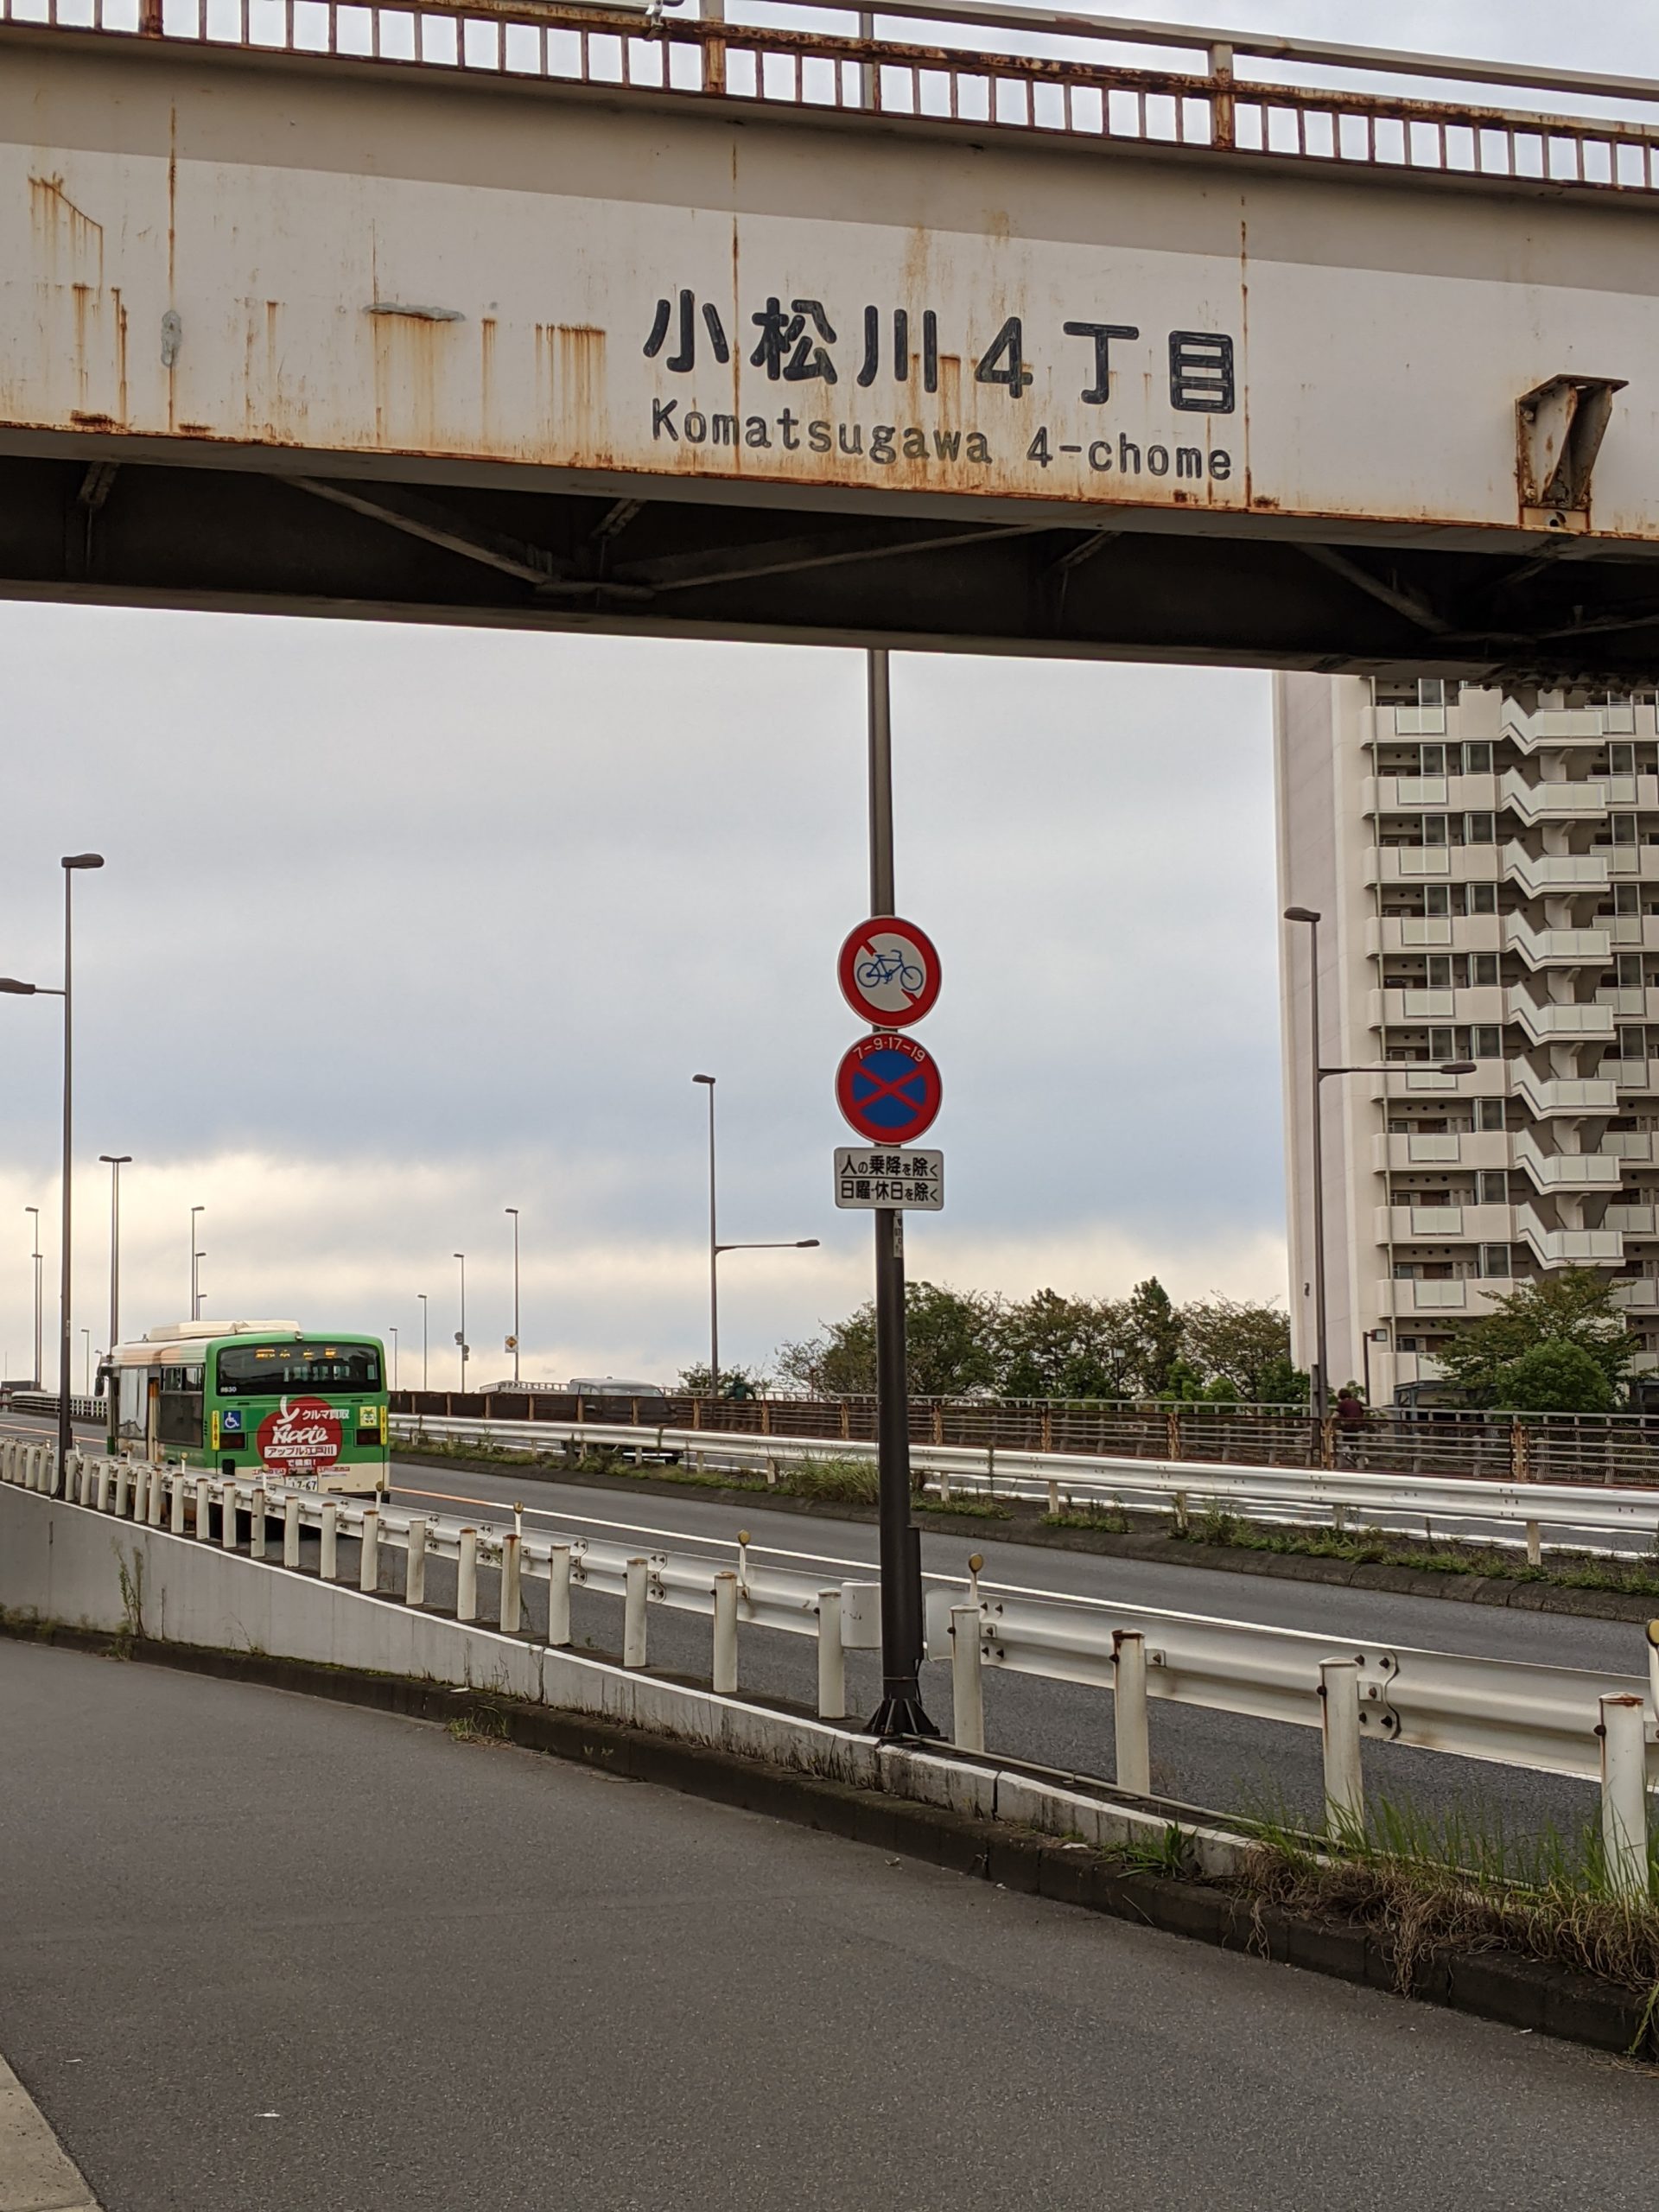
[9, 0, 1659, 199]
[8, 1435, 1659, 1882]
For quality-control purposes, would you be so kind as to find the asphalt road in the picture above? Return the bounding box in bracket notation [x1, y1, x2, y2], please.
[3, 1638, 1658, 2212]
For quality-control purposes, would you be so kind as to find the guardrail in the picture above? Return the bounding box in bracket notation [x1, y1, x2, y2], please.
[392, 1412, 1659, 1562]
[10, 0, 1659, 201]
[391, 1389, 1659, 1492]
[3, 1390, 104, 1421]
[9, 1433, 1659, 1889]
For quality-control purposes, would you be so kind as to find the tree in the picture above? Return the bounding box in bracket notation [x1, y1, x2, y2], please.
[1493, 1339, 1615, 1414]
[1435, 1268, 1633, 1407]
[775, 1281, 1001, 1398]
[1180, 1296, 1294, 1402]
[1126, 1277, 1184, 1397]
[995, 1290, 1139, 1399]
[677, 1363, 767, 1399]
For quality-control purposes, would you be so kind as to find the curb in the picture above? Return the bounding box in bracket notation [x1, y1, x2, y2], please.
[391, 1446, 1659, 1624]
[8, 1612, 1654, 2065]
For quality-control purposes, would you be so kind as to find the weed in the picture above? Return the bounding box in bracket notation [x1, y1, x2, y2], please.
[1043, 1503, 1131, 1535]
[925, 1497, 1015, 1521]
[1109, 1822, 1192, 1880]
[447, 1706, 511, 1747]
[1237, 1795, 1659, 2018]
[782, 1455, 881, 1506]
[1169, 1513, 1659, 1598]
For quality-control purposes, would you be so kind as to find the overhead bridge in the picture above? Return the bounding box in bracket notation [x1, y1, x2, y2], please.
[6, 0, 1659, 676]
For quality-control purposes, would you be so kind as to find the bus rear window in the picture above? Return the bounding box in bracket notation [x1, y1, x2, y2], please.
[215, 1344, 382, 1395]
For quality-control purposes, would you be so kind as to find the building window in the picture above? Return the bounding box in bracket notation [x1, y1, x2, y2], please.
[1468, 883, 1497, 914]
[1480, 1245, 1512, 1277]
[1477, 1099, 1506, 1130]
[1479, 1172, 1509, 1203]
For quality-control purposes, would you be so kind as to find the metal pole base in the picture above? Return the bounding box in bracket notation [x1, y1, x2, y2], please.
[864, 1692, 942, 1739]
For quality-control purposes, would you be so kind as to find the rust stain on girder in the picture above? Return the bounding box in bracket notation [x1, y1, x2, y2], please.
[29, 174, 103, 289]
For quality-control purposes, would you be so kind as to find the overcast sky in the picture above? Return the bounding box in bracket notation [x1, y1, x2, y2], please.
[2, 0, 1650, 1389]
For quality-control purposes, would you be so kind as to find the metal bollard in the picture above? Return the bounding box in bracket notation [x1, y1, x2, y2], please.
[950, 1604, 985, 1753]
[500, 1532, 523, 1635]
[456, 1528, 477, 1620]
[283, 1495, 302, 1568]
[359, 1508, 380, 1593]
[126, 1462, 143, 1519]
[194, 1477, 210, 1539]
[148, 1465, 167, 1528]
[96, 1465, 111, 1515]
[1319, 1658, 1364, 1832]
[248, 1485, 268, 1559]
[113, 1463, 130, 1520]
[712, 1570, 738, 1695]
[817, 1588, 846, 1720]
[1526, 1519, 1542, 1568]
[404, 1517, 428, 1607]
[221, 1481, 239, 1552]
[320, 1502, 338, 1580]
[169, 1475, 186, 1535]
[1114, 1630, 1151, 1796]
[546, 1544, 572, 1646]
[623, 1555, 648, 1668]
[1599, 1692, 1650, 1899]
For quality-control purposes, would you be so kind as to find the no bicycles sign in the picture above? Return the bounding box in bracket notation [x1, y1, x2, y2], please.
[837, 914, 942, 1029]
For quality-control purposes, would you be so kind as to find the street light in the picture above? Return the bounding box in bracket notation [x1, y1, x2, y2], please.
[22, 1205, 41, 1388]
[417, 1293, 429, 1392]
[388, 1324, 399, 1392]
[505, 1206, 521, 1386]
[1283, 902, 1474, 1420]
[3, 854, 105, 1466]
[454, 1253, 468, 1393]
[80, 1326, 91, 1397]
[99, 1154, 130, 1351]
[691, 1073, 818, 1399]
[190, 1204, 204, 1321]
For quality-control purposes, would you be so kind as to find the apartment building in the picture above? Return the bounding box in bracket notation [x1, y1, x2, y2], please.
[1274, 675, 1659, 1405]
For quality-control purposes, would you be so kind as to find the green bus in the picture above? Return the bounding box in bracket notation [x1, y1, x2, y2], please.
[104, 1321, 390, 1497]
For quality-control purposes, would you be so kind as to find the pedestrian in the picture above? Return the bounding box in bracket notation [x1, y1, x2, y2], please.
[1335, 1382, 1367, 1468]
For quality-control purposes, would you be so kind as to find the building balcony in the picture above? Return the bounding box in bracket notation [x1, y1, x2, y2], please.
[1510, 1069, 1620, 1118]
[1378, 1204, 1517, 1243]
[1500, 702, 1636, 752]
[1372, 1130, 1514, 1172]
[1365, 773, 1499, 816]
[1513, 1129, 1623, 1192]
[1594, 986, 1659, 1020]
[1609, 1057, 1654, 1091]
[1506, 988, 1615, 1046]
[1614, 1278, 1659, 1309]
[1370, 914, 1503, 956]
[1503, 842, 1609, 898]
[1367, 846, 1504, 888]
[1519, 1220, 1624, 1268]
[1498, 770, 1618, 824]
[1605, 1204, 1659, 1234]
[1504, 915, 1611, 969]
[1602, 1131, 1655, 1162]
[1384, 1278, 1513, 1314]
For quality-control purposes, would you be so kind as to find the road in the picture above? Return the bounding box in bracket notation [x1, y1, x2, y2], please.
[3, 1637, 1657, 2212]
[3, 1412, 1647, 1844]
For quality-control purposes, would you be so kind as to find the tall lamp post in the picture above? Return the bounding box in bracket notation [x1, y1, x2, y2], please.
[454, 1252, 468, 1392]
[23, 1205, 41, 1387]
[1283, 903, 1472, 1420]
[2, 851, 105, 1470]
[389, 1324, 399, 1392]
[417, 1293, 429, 1391]
[505, 1206, 521, 1385]
[690, 1074, 818, 1396]
[190, 1205, 204, 1321]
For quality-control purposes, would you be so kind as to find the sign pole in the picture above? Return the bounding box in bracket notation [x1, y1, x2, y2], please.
[864, 648, 938, 1738]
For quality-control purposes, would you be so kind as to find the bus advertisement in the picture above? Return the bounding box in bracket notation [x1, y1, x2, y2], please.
[103, 1321, 390, 1497]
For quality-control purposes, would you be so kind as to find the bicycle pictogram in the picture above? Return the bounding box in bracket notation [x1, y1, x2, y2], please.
[855, 946, 925, 995]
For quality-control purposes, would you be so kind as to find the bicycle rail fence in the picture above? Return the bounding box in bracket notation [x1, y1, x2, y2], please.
[394, 1410, 1659, 1564]
[389, 1390, 1659, 1491]
[7, 0, 1659, 201]
[6, 1434, 1659, 1891]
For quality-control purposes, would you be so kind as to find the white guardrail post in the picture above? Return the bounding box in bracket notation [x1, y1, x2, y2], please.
[194, 1475, 209, 1536]
[249, 1484, 268, 1557]
[359, 1507, 380, 1594]
[283, 1494, 302, 1568]
[456, 1527, 477, 1618]
[169, 1473, 186, 1535]
[1113, 1630, 1151, 1796]
[712, 1570, 739, 1694]
[1319, 1659, 1365, 1831]
[817, 1588, 845, 1720]
[320, 1500, 338, 1580]
[113, 1461, 130, 1520]
[623, 1556, 648, 1668]
[950, 1605, 985, 1753]
[405, 1517, 428, 1607]
[1599, 1693, 1650, 1899]
[500, 1531, 523, 1635]
[546, 1544, 572, 1646]
[220, 1480, 238, 1552]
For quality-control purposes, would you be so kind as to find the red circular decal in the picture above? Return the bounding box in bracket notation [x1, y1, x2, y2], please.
[835, 1033, 943, 1145]
[257, 1395, 343, 1475]
[837, 915, 942, 1029]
